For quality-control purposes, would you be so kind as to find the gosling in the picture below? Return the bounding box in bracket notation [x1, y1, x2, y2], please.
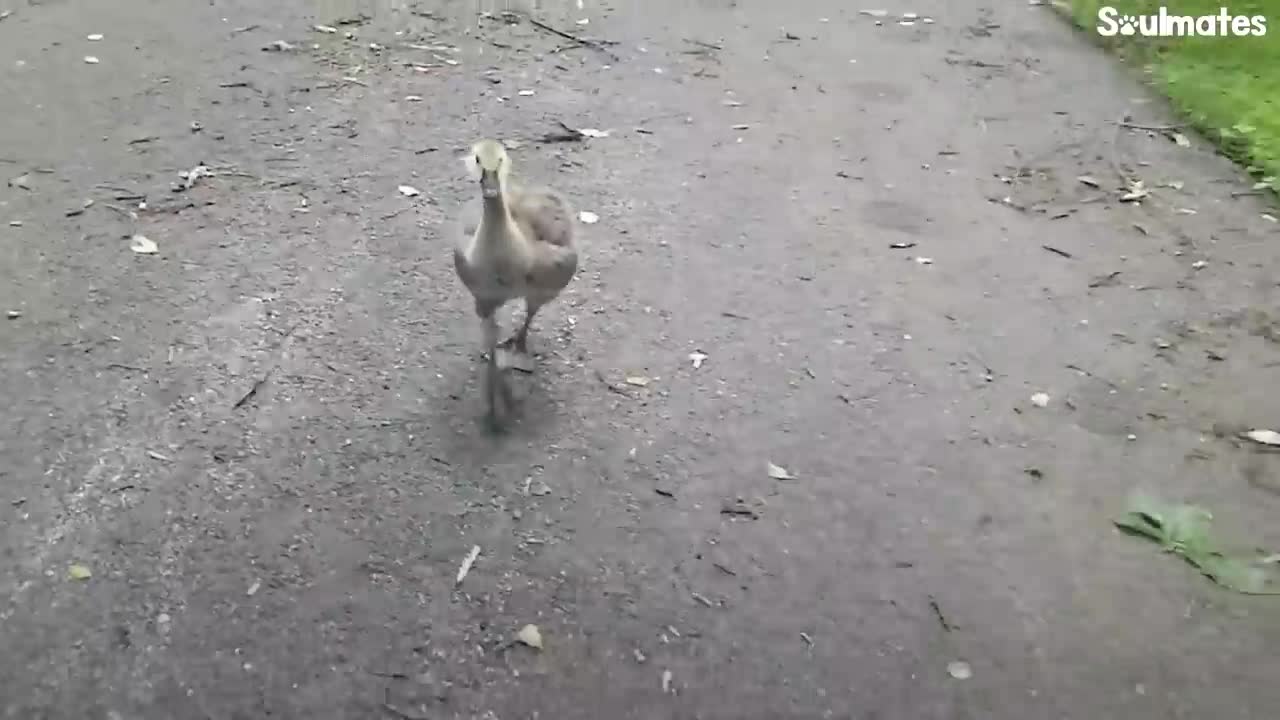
[453, 139, 579, 428]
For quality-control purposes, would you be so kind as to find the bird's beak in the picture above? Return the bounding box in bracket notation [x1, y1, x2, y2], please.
[480, 169, 501, 198]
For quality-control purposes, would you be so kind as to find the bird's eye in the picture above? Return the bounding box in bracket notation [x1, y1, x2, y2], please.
[474, 154, 481, 165]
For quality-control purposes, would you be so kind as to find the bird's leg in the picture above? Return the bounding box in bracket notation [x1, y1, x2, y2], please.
[481, 311, 501, 422]
[497, 302, 541, 373]
[477, 302, 514, 430]
[499, 298, 543, 367]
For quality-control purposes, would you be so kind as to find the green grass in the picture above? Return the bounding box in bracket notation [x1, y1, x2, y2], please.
[1065, 0, 1280, 189]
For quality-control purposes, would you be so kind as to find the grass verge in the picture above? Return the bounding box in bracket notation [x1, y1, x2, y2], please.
[1062, 0, 1279, 191]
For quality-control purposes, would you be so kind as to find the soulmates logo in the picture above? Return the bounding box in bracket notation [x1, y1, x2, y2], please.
[1097, 6, 1267, 37]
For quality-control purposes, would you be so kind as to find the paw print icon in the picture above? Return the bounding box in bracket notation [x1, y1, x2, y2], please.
[1118, 15, 1138, 35]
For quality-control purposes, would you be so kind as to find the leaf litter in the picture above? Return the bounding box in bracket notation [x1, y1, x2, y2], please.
[767, 462, 795, 480]
[1119, 179, 1149, 203]
[455, 544, 481, 586]
[1242, 429, 1280, 447]
[1115, 494, 1280, 595]
[129, 235, 158, 254]
[516, 623, 543, 650]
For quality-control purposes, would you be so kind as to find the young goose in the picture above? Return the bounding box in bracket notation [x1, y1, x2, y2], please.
[453, 139, 579, 426]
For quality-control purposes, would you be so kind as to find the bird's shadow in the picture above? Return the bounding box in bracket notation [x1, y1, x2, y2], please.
[430, 347, 570, 459]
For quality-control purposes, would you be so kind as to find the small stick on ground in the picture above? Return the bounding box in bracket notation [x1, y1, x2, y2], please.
[594, 368, 631, 396]
[684, 38, 723, 51]
[526, 17, 621, 61]
[381, 688, 428, 720]
[232, 324, 297, 410]
[538, 120, 586, 144]
[1117, 120, 1185, 132]
[233, 366, 275, 409]
[929, 595, 953, 632]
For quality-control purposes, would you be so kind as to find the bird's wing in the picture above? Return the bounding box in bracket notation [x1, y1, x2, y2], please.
[508, 186, 574, 249]
[528, 242, 578, 296]
[452, 197, 482, 292]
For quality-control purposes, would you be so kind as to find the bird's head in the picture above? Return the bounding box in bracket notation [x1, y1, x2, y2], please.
[465, 139, 511, 199]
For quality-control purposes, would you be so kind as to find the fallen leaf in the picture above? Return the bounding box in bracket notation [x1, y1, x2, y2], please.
[947, 661, 972, 680]
[7, 173, 30, 190]
[1243, 429, 1280, 446]
[767, 462, 796, 480]
[661, 669, 674, 693]
[516, 623, 544, 649]
[1030, 392, 1050, 408]
[577, 128, 611, 138]
[1115, 494, 1280, 594]
[314, 24, 338, 33]
[578, 210, 599, 224]
[723, 99, 743, 107]
[1119, 180, 1149, 203]
[264, 40, 296, 52]
[1164, 180, 1185, 190]
[178, 164, 211, 191]
[87, 33, 104, 41]
[398, 185, 421, 197]
[1172, 132, 1191, 148]
[517, 89, 535, 96]
[688, 351, 707, 369]
[404, 94, 423, 101]
[915, 256, 934, 265]
[1262, 214, 1277, 223]
[246, 580, 261, 596]
[83, 55, 100, 64]
[455, 544, 480, 586]
[860, 9, 890, 18]
[624, 375, 650, 387]
[731, 123, 751, 130]
[576, 18, 590, 25]
[68, 564, 92, 581]
[1076, 175, 1101, 188]
[129, 235, 158, 254]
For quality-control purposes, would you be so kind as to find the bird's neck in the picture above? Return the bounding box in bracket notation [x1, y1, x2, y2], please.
[481, 192, 511, 229]
[477, 192, 523, 254]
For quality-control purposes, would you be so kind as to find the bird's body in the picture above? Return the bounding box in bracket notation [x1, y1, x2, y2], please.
[452, 139, 578, 428]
